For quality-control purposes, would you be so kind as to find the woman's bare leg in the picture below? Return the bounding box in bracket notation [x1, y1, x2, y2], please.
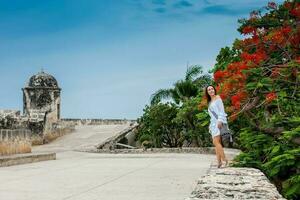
[217, 136, 227, 162]
[213, 136, 228, 167]
[213, 136, 222, 167]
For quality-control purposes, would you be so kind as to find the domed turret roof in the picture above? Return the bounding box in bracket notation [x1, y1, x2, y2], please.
[27, 71, 59, 88]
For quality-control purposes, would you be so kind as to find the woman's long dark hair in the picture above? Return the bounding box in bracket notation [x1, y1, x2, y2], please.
[205, 85, 217, 105]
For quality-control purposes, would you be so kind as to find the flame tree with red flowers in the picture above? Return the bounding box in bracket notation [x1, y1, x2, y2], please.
[207, 1, 300, 199]
[138, 1, 299, 198]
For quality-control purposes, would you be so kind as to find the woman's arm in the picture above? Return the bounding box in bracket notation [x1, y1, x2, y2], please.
[216, 96, 227, 124]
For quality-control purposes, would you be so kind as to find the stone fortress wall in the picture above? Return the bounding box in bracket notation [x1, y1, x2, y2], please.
[0, 129, 31, 156]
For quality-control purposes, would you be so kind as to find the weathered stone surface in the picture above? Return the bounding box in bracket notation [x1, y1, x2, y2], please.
[81, 147, 241, 161]
[0, 110, 24, 129]
[186, 167, 286, 200]
[61, 118, 136, 126]
[27, 71, 59, 88]
[0, 152, 56, 167]
[0, 129, 31, 155]
[96, 123, 138, 150]
[88, 147, 215, 154]
[23, 71, 61, 135]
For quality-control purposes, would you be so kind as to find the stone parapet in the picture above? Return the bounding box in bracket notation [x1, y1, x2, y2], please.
[86, 147, 214, 154]
[31, 120, 76, 145]
[185, 165, 286, 199]
[61, 118, 136, 126]
[96, 123, 138, 150]
[0, 152, 56, 167]
[79, 147, 241, 159]
[0, 129, 31, 155]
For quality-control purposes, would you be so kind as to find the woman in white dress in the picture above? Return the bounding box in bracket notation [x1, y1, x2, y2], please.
[205, 85, 228, 168]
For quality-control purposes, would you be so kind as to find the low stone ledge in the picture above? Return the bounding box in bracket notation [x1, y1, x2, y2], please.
[61, 118, 137, 126]
[80, 147, 212, 154]
[0, 152, 56, 167]
[185, 167, 286, 200]
[78, 147, 240, 158]
[96, 123, 138, 149]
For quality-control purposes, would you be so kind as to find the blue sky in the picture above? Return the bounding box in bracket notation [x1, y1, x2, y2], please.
[0, 0, 284, 119]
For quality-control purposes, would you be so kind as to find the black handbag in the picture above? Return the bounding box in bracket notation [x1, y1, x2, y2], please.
[209, 108, 233, 143]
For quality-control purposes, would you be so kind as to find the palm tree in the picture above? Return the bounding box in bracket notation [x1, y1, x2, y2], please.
[150, 65, 211, 105]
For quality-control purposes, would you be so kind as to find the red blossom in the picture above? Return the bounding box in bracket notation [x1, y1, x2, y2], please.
[219, 93, 226, 100]
[230, 92, 247, 109]
[270, 68, 281, 78]
[215, 84, 221, 93]
[290, 34, 300, 49]
[241, 51, 267, 64]
[214, 71, 229, 83]
[210, 1, 299, 117]
[266, 92, 277, 102]
[272, 31, 285, 44]
[284, 2, 292, 10]
[239, 63, 248, 70]
[282, 26, 292, 34]
[242, 26, 256, 34]
[213, 71, 224, 82]
[290, 3, 300, 18]
[231, 94, 241, 109]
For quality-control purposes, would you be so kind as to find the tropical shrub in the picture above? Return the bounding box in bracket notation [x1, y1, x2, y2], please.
[137, 67, 213, 148]
[136, 103, 184, 148]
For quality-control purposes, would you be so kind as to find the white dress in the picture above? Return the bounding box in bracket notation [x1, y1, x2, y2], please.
[208, 97, 228, 138]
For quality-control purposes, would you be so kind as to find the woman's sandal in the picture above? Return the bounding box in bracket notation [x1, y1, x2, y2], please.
[223, 159, 229, 168]
[217, 161, 222, 168]
[217, 160, 228, 168]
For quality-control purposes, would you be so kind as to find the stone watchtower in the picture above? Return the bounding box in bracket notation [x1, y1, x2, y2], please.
[22, 71, 61, 127]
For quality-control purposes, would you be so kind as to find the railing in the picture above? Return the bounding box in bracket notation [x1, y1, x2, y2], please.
[0, 129, 31, 141]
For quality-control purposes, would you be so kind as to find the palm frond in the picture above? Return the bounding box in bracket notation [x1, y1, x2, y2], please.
[174, 80, 198, 101]
[185, 65, 203, 81]
[194, 74, 212, 89]
[150, 89, 173, 105]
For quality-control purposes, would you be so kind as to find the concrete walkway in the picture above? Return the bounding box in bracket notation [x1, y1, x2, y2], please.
[0, 125, 215, 200]
[33, 124, 131, 153]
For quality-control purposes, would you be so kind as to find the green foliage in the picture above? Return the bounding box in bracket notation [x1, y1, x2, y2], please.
[139, 65, 213, 148]
[136, 103, 184, 147]
[233, 152, 263, 168]
[137, 96, 213, 148]
[139, 134, 152, 144]
[263, 151, 298, 177]
[175, 96, 212, 147]
[209, 46, 240, 73]
[282, 175, 300, 200]
[232, 120, 300, 199]
[150, 65, 210, 105]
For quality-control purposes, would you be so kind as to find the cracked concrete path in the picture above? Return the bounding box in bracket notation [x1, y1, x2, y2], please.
[0, 125, 215, 200]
